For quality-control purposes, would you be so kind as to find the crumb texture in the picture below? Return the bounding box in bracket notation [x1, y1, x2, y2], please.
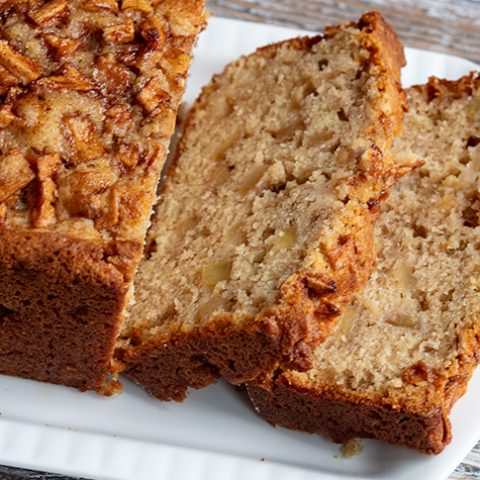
[0, 0, 206, 243]
[119, 12, 406, 398]
[301, 76, 480, 394]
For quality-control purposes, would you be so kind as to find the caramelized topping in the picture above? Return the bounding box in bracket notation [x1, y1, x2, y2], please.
[28, 0, 68, 26]
[32, 153, 60, 227]
[0, 105, 16, 128]
[103, 19, 136, 44]
[136, 77, 171, 113]
[0, 0, 206, 241]
[65, 116, 106, 163]
[34, 65, 96, 92]
[121, 0, 153, 14]
[0, 40, 43, 84]
[0, 149, 35, 203]
[82, 0, 119, 13]
[43, 34, 80, 59]
[141, 17, 167, 50]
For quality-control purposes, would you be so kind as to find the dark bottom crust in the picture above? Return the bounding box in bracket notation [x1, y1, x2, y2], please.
[121, 313, 316, 402]
[0, 229, 129, 391]
[246, 382, 450, 454]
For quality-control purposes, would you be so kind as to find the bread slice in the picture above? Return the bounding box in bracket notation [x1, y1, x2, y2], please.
[0, 0, 206, 392]
[115, 12, 407, 401]
[248, 74, 480, 454]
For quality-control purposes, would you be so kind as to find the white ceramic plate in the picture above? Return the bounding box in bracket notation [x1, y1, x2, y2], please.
[1, 16, 479, 480]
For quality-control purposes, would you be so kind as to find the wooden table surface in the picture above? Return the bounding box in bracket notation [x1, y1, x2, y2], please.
[2, 1, 479, 479]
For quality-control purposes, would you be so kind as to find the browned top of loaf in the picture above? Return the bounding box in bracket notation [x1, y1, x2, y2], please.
[269, 74, 480, 419]
[0, 0, 206, 244]
[119, 12, 406, 367]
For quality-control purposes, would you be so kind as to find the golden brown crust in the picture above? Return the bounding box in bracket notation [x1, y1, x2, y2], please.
[324, 11, 406, 144]
[410, 72, 480, 100]
[0, 0, 206, 391]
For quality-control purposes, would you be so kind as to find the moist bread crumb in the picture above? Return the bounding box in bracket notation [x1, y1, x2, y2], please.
[248, 74, 480, 454]
[0, 0, 206, 392]
[116, 12, 407, 401]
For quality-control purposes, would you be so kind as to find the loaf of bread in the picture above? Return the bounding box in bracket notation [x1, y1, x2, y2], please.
[0, 0, 206, 392]
[248, 74, 480, 454]
[115, 12, 407, 401]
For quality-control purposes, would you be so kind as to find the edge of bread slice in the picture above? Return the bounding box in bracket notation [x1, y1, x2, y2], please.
[115, 12, 407, 401]
[248, 73, 480, 454]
